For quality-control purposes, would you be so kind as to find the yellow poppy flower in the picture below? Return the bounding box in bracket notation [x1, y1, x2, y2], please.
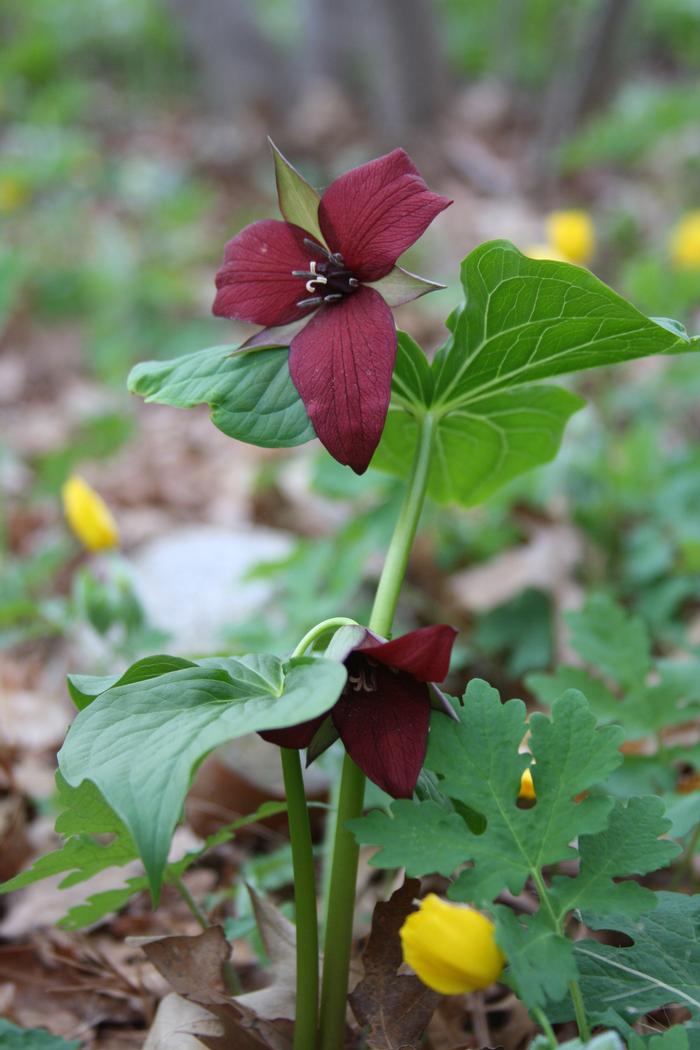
[519, 766, 536, 800]
[669, 211, 700, 271]
[0, 175, 29, 213]
[545, 210, 595, 265]
[62, 475, 119, 552]
[400, 893, 505, 995]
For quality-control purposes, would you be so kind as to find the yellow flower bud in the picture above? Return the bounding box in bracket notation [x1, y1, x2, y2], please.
[669, 211, 700, 271]
[519, 766, 536, 800]
[400, 893, 504, 995]
[62, 475, 119, 552]
[0, 176, 29, 213]
[524, 243, 567, 262]
[545, 210, 595, 265]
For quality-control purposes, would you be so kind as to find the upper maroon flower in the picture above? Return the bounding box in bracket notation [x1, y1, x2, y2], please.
[213, 144, 451, 474]
[261, 624, 458, 798]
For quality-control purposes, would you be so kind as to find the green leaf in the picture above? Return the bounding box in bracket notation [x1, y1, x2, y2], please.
[530, 1034, 627, 1050]
[58, 655, 346, 897]
[431, 683, 623, 903]
[128, 345, 315, 449]
[0, 775, 137, 895]
[367, 266, 445, 307]
[348, 799, 468, 877]
[549, 796, 680, 922]
[68, 654, 195, 709]
[526, 666, 621, 723]
[433, 241, 686, 407]
[0, 1020, 79, 1049]
[566, 594, 651, 689]
[568, 893, 700, 1035]
[269, 139, 326, 246]
[495, 906, 577, 1008]
[372, 241, 693, 507]
[376, 382, 583, 507]
[58, 800, 290, 929]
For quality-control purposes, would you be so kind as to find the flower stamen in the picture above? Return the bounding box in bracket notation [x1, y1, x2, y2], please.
[348, 668, 377, 693]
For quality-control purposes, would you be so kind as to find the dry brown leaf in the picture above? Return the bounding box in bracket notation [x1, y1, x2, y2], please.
[140, 925, 293, 1050]
[234, 887, 300, 1022]
[143, 992, 229, 1050]
[349, 878, 441, 1050]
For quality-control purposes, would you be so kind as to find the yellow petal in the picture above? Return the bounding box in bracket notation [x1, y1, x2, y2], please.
[0, 176, 29, 213]
[519, 767, 536, 800]
[545, 210, 595, 265]
[669, 211, 700, 271]
[400, 894, 504, 996]
[62, 475, 119, 552]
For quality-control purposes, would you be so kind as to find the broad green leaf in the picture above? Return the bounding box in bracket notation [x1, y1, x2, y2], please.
[58, 655, 346, 897]
[128, 345, 314, 449]
[495, 906, 577, 1008]
[348, 799, 467, 877]
[549, 796, 679, 922]
[68, 654, 195, 710]
[566, 893, 700, 1036]
[372, 241, 694, 507]
[566, 594, 651, 689]
[434, 683, 623, 903]
[367, 266, 445, 307]
[269, 139, 326, 247]
[388, 330, 434, 411]
[376, 383, 583, 507]
[433, 240, 688, 407]
[0, 1020, 79, 1049]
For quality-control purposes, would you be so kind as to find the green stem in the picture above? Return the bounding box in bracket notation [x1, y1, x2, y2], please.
[671, 819, 700, 891]
[532, 869, 591, 1042]
[173, 874, 209, 931]
[318, 414, 435, 1050]
[292, 617, 359, 659]
[533, 1007, 557, 1049]
[569, 979, 591, 1042]
[281, 747, 320, 1050]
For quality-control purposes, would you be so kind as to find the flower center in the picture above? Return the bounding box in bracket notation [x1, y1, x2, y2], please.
[346, 654, 378, 693]
[293, 238, 359, 309]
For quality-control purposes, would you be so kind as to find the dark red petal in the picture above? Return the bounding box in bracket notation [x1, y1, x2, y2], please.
[288, 286, 396, 474]
[332, 666, 431, 798]
[358, 625, 458, 683]
[318, 149, 452, 282]
[213, 220, 319, 327]
[259, 714, 325, 750]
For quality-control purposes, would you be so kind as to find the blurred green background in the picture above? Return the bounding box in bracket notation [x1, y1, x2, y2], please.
[1, 0, 699, 684]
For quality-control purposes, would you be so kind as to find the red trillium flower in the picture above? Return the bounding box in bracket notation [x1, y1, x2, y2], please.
[262, 624, 458, 798]
[213, 144, 451, 474]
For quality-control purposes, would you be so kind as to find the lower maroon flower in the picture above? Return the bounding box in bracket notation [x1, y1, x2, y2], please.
[262, 624, 458, 798]
[213, 144, 451, 474]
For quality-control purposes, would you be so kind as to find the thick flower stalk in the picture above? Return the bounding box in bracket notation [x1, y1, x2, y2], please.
[62, 475, 119, 552]
[400, 894, 505, 995]
[213, 144, 451, 473]
[262, 624, 457, 798]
